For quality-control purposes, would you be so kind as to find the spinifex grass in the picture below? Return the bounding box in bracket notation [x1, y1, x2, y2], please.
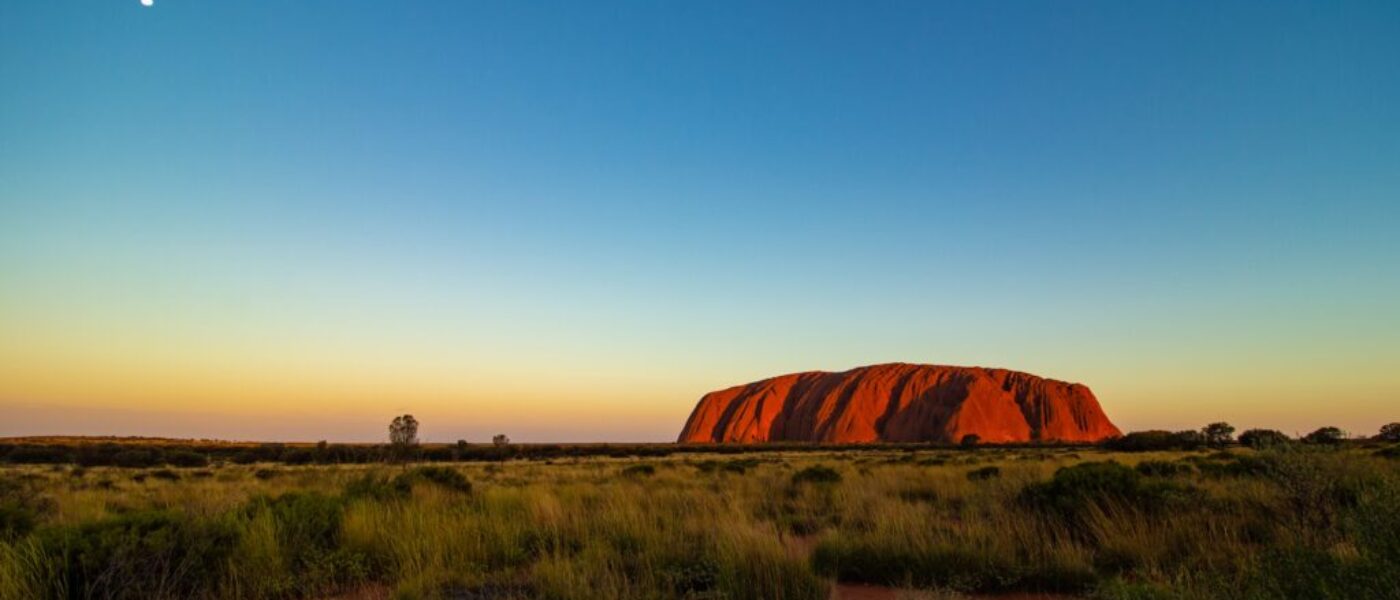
[1, 445, 1397, 599]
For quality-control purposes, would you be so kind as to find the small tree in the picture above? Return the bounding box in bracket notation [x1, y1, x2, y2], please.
[960, 434, 981, 448]
[1239, 429, 1290, 449]
[1379, 423, 1400, 443]
[492, 434, 510, 447]
[1302, 426, 1344, 445]
[389, 414, 420, 463]
[1202, 422, 1236, 447]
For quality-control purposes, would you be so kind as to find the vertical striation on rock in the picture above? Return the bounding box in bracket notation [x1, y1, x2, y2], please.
[677, 363, 1121, 443]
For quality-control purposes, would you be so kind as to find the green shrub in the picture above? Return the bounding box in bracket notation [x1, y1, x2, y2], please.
[1239, 429, 1291, 449]
[282, 449, 315, 465]
[35, 510, 238, 599]
[149, 469, 180, 481]
[396, 466, 472, 493]
[1373, 446, 1400, 460]
[1196, 453, 1276, 479]
[244, 492, 370, 595]
[895, 488, 939, 504]
[1022, 461, 1194, 519]
[1302, 427, 1345, 445]
[1103, 430, 1206, 452]
[0, 477, 49, 542]
[4, 446, 72, 464]
[813, 535, 1094, 593]
[164, 451, 209, 468]
[1380, 423, 1400, 443]
[112, 450, 161, 469]
[1134, 460, 1192, 477]
[723, 458, 761, 474]
[791, 465, 842, 485]
[343, 473, 411, 501]
[967, 466, 1001, 481]
[620, 464, 656, 478]
[1092, 578, 1180, 600]
[0, 502, 38, 541]
[691, 459, 721, 473]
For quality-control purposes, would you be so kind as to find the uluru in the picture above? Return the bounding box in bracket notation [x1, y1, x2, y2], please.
[677, 363, 1121, 444]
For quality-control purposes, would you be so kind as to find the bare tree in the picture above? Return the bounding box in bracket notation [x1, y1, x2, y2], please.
[389, 414, 420, 463]
[492, 434, 510, 447]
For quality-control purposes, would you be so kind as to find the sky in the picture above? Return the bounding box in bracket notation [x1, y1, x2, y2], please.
[2, 1, 1398, 442]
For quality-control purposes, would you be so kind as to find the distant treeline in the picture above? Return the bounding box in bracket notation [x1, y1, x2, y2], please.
[0, 440, 1083, 467]
[1, 425, 1390, 467]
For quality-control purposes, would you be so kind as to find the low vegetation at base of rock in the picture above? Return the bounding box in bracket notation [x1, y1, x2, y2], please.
[965, 466, 1000, 481]
[620, 463, 656, 478]
[791, 464, 843, 485]
[1, 445, 1398, 599]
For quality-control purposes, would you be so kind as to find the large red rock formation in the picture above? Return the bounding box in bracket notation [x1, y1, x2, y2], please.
[677, 363, 1120, 444]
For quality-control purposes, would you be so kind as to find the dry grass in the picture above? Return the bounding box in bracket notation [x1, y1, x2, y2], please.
[1, 446, 1397, 599]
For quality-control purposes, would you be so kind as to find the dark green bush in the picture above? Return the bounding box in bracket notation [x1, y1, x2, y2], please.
[723, 458, 761, 474]
[620, 464, 656, 478]
[0, 500, 38, 541]
[35, 510, 238, 599]
[1092, 578, 1180, 600]
[1302, 427, 1345, 445]
[112, 449, 161, 469]
[1196, 454, 1276, 479]
[0, 477, 47, 541]
[149, 469, 180, 481]
[282, 448, 315, 465]
[967, 466, 1001, 481]
[896, 488, 939, 503]
[164, 451, 209, 468]
[791, 465, 842, 485]
[397, 466, 473, 493]
[343, 473, 411, 501]
[692, 459, 721, 473]
[1239, 429, 1291, 449]
[1380, 423, 1400, 443]
[1135, 460, 1192, 477]
[4, 446, 72, 464]
[231, 449, 260, 465]
[245, 492, 370, 595]
[1102, 431, 1205, 452]
[813, 536, 1095, 593]
[1021, 461, 1194, 519]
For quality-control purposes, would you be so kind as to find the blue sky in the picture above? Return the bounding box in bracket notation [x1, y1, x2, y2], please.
[2, 1, 1398, 441]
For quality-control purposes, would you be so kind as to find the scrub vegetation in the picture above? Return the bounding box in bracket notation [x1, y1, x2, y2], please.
[1, 438, 1398, 599]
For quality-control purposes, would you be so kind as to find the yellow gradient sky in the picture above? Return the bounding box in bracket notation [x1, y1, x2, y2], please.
[3, 1, 1398, 441]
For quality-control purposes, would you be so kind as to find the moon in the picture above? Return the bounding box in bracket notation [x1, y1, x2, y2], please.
[141, 0, 153, 6]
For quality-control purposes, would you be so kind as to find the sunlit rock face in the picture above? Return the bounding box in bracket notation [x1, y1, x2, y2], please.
[677, 363, 1121, 444]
